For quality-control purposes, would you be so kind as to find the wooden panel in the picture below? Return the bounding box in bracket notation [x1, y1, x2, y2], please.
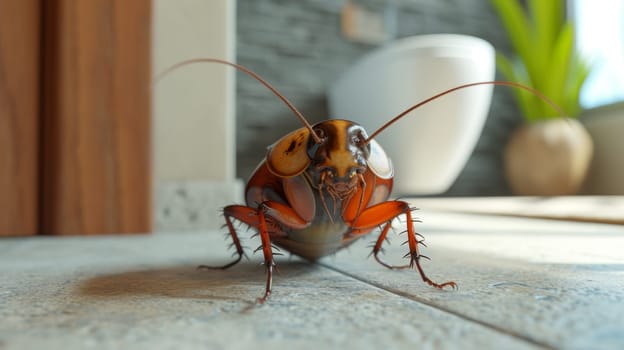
[0, 0, 41, 236]
[41, 0, 152, 235]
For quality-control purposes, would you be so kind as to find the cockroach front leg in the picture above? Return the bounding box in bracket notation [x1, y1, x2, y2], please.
[255, 204, 276, 303]
[401, 206, 456, 289]
[198, 205, 250, 271]
[352, 200, 457, 290]
[370, 221, 411, 270]
[199, 204, 280, 303]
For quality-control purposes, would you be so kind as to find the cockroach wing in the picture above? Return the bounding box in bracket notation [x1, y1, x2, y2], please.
[266, 127, 311, 178]
[366, 139, 393, 179]
[283, 175, 315, 222]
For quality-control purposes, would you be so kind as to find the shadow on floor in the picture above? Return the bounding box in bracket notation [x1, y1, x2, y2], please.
[78, 260, 317, 302]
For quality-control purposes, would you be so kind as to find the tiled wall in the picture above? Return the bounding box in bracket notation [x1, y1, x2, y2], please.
[236, 0, 522, 195]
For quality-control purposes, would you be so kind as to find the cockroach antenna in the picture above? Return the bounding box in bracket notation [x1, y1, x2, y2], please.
[363, 81, 566, 144]
[154, 58, 323, 144]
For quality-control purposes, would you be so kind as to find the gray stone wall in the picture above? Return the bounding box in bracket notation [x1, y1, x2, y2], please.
[236, 0, 522, 195]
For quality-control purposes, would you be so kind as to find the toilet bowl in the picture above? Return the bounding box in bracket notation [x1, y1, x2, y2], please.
[328, 34, 495, 195]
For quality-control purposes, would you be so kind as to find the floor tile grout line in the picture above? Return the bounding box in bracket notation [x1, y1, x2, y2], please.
[319, 262, 556, 350]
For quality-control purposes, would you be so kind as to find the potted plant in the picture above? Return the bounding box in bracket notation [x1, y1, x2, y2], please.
[491, 0, 594, 195]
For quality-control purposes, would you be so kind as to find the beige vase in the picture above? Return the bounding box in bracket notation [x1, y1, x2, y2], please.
[504, 118, 594, 195]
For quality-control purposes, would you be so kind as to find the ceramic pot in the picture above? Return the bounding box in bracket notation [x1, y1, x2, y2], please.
[504, 118, 593, 195]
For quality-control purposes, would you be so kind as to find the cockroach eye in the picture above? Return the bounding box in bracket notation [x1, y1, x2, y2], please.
[352, 130, 368, 146]
[313, 127, 326, 141]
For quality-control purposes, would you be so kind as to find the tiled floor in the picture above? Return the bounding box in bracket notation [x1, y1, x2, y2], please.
[1, 205, 623, 349]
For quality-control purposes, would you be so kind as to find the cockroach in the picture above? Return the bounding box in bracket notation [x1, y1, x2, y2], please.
[157, 58, 563, 303]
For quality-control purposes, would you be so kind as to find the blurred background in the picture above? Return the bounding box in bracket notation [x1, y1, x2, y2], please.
[1, 0, 623, 236]
[234, 0, 519, 194]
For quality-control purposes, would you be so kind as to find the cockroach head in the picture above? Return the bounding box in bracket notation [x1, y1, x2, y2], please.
[305, 120, 368, 180]
[305, 120, 393, 181]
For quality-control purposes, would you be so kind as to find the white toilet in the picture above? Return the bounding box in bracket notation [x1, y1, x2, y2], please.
[328, 34, 495, 195]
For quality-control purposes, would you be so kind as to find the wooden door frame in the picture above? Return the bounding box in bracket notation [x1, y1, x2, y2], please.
[0, 0, 152, 236]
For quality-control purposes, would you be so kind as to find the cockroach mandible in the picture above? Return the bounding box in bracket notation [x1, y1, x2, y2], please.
[157, 58, 563, 303]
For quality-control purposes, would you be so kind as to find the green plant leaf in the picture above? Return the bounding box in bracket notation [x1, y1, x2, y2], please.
[528, 0, 562, 95]
[542, 22, 573, 117]
[529, 0, 562, 56]
[564, 56, 592, 117]
[497, 53, 539, 122]
[491, 0, 592, 121]
[490, 0, 534, 73]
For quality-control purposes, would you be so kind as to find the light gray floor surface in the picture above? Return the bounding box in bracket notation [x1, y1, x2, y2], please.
[1, 209, 623, 349]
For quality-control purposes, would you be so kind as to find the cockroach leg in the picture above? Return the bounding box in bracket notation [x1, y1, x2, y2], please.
[372, 221, 410, 270]
[198, 206, 247, 270]
[353, 200, 457, 289]
[409, 251, 457, 290]
[197, 255, 243, 271]
[256, 203, 277, 303]
[257, 261, 274, 304]
[404, 208, 457, 290]
[199, 203, 280, 302]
